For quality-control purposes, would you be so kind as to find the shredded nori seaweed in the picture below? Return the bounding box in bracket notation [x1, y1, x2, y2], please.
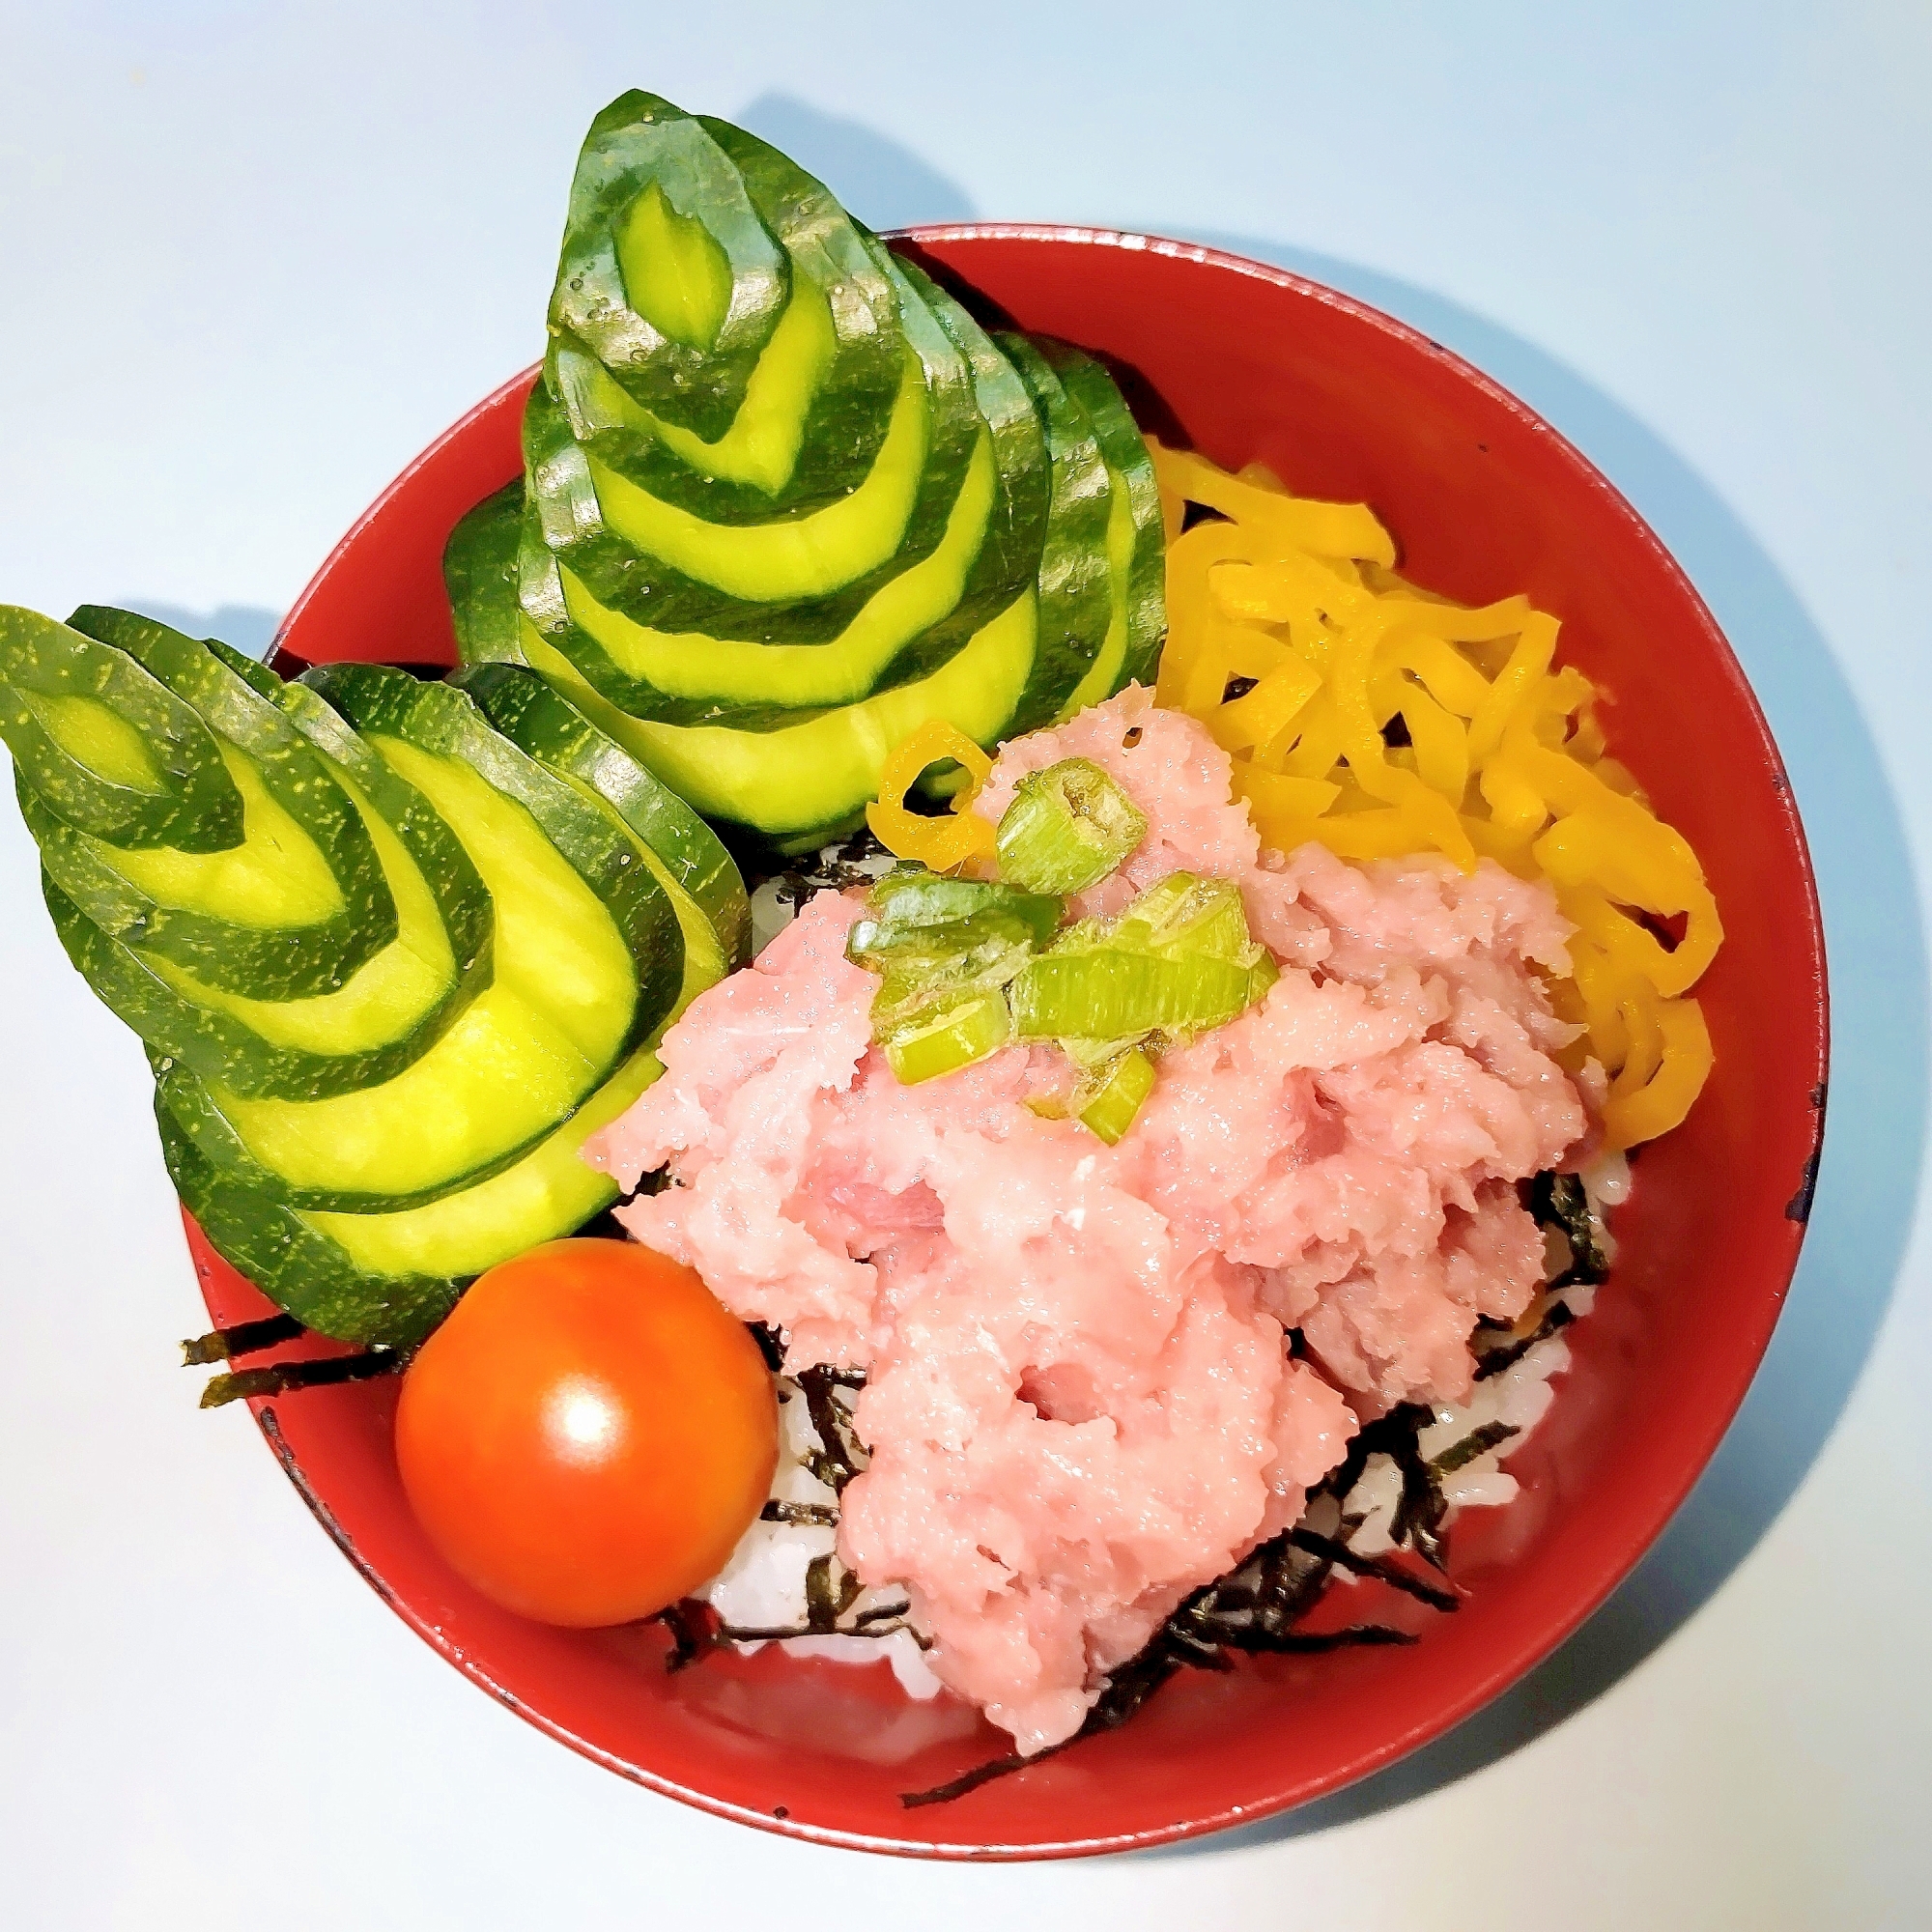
[655, 1599, 717, 1673]
[1432, 1419, 1521, 1475]
[1473, 1298, 1575, 1381]
[198, 1348, 406, 1409]
[796, 1365, 866, 1494]
[1284, 1527, 1461, 1612]
[761, 1499, 840, 1527]
[180, 1311, 306, 1365]
[1531, 1169, 1608, 1285]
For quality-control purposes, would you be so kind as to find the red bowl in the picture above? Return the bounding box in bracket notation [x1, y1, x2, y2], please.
[186, 226, 1827, 1858]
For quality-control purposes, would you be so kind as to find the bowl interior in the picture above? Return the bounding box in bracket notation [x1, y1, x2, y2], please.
[193, 227, 1827, 1858]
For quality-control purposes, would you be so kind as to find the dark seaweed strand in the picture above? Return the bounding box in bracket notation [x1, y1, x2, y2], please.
[898, 1610, 1415, 1808]
[1530, 1169, 1609, 1286]
[738, 828, 895, 912]
[1473, 1299, 1575, 1382]
[199, 1349, 406, 1409]
[1324, 1402, 1453, 1573]
[761, 1499, 840, 1527]
[180, 1311, 306, 1365]
[747, 1322, 786, 1374]
[796, 1365, 865, 1494]
[1285, 1526, 1461, 1612]
[655, 1599, 719, 1673]
[713, 1616, 917, 1645]
[1431, 1420, 1521, 1476]
[804, 1550, 866, 1631]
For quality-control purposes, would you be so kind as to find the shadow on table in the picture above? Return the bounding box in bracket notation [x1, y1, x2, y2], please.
[734, 93, 977, 230]
[1151, 235, 1925, 1856]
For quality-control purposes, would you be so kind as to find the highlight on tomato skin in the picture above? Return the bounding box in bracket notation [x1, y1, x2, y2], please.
[393, 1237, 779, 1628]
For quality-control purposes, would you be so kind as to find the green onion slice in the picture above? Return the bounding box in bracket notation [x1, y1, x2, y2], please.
[881, 987, 1012, 1085]
[1009, 870, 1278, 1042]
[995, 757, 1148, 895]
[864, 866, 1064, 947]
[1010, 950, 1260, 1039]
[1078, 1046, 1157, 1144]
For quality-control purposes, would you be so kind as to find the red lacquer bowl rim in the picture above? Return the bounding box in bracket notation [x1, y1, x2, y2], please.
[197, 223, 1827, 1860]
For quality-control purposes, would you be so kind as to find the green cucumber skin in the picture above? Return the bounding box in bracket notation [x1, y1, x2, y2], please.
[995, 333, 1115, 737]
[452, 661, 751, 967]
[60, 607, 400, 1000]
[519, 249, 1049, 731]
[443, 483, 528, 666]
[21, 652, 497, 1099]
[0, 605, 243, 852]
[555, 123, 900, 526]
[522, 239, 994, 653]
[35, 849, 486, 1105]
[159, 1097, 462, 1348]
[549, 91, 788, 446]
[165, 666, 684, 1211]
[896, 257, 1052, 629]
[1040, 344, 1168, 689]
[516, 513, 838, 731]
[523, 348, 977, 650]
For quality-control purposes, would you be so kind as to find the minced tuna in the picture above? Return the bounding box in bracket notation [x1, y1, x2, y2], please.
[587, 686, 1590, 1755]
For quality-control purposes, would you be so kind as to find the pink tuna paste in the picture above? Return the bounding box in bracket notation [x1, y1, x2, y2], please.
[587, 686, 1590, 1754]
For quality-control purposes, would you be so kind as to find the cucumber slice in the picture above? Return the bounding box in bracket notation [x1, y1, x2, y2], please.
[1, 605, 242, 853]
[443, 481, 526, 667]
[526, 240, 1001, 656]
[526, 250, 1050, 726]
[32, 751, 487, 1101]
[554, 119, 901, 526]
[161, 972, 703, 1348]
[1043, 343, 1167, 704]
[452, 661, 749, 969]
[549, 91, 788, 444]
[50, 607, 399, 1000]
[995, 332, 1114, 736]
[162, 668, 683, 1210]
[546, 436, 994, 717]
[514, 587, 1037, 852]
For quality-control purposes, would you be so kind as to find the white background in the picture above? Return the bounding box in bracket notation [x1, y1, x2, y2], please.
[3, 5, 1928, 1926]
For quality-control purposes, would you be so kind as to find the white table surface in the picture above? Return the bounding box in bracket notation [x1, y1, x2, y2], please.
[3, 6, 1927, 1926]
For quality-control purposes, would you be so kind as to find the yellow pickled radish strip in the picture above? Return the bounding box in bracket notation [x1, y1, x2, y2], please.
[1153, 441, 1724, 1150]
[1233, 762, 1343, 822]
[1151, 440, 1397, 566]
[1602, 998, 1714, 1147]
[1465, 612, 1559, 763]
[1155, 523, 1247, 709]
[1388, 633, 1496, 718]
[866, 720, 996, 871]
[1208, 652, 1323, 754]
[1394, 678, 1471, 803]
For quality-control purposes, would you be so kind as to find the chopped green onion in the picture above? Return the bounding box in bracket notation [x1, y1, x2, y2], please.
[850, 907, 1045, 980]
[1010, 950, 1259, 1038]
[864, 866, 1064, 947]
[1078, 1047, 1157, 1144]
[881, 987, 1012, 1084]
[1110, 872, 1252, 959]
[1009, 870, 1277, 1043]
[995, 758, 1148, 895]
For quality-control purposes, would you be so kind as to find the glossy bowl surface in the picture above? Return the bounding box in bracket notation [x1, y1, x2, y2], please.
[186, 226, 1827, 1859]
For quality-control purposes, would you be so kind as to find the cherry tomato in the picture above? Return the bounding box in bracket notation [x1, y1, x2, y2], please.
[394, 1237, 778, 1627]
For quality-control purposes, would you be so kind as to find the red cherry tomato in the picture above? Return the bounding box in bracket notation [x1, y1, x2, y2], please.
[394, 1238, 778, 1627]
